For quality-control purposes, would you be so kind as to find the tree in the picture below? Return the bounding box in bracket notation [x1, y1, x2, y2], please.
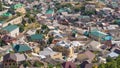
[0, 38, 6, 47]
[0, 30, 8, 35]
[33, 61, 44, 67]
[56, 63, 61, 68]
[18, 24, 25, 32]
[36, 30, 41, 34]
[47, 36, 54, 44]
[41, 24, 50, 34]
[106, 56, 114, 62]
[48, 64, 54, 68]
[61, 3, 73, 9]
[0, 1, 2, 11]
[74, 7, 81, 13]
[23, 61, 31, 67]
[105, 61, 117, 68]
[98, 64, 105, 68]
[116, 56, 120, 68]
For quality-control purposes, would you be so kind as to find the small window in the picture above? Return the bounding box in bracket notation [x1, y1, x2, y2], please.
[5, 63, 7, 65]
[13, 63, 15, 65]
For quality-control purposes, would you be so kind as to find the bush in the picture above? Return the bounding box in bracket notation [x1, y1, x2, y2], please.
[23, 61, 31, 67]
[33, 61, 44, 67]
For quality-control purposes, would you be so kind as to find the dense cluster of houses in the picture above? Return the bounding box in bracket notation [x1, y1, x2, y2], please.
[0, 0, 120, 68]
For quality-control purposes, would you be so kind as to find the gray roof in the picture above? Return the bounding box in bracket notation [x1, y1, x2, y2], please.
[3, 53, 26, 62]
[39, 47, 57, 56]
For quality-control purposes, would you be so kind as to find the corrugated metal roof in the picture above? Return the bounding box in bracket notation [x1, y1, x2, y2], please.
[2, 25, 19, 32]
[13, 44, 32, 53]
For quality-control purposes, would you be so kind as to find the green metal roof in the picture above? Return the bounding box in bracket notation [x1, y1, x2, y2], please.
[90, 29, 107, 38]
[2, 12, 12, 17]
[12, 3, 24, 10]
[29, 34, 44, 41]
[45, 9, 54, 14]
[84, 30, 112, 41]
[115, 20, 120, 26]
[57, 8, 71, 13]
[13, 44, 32, 53]
[0, 21, 4, 24]
[57, 8, 66, 13]
[115, 20, 120, 23]
[2, 25, 19, 32]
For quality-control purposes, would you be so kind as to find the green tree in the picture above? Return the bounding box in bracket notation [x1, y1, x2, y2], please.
[0, 38, 6, 47]
[105, 61, 117, 68]
[106, 56, 114, 62]
[98, 64, 105, 68]
[23, 61, 31, 67]
[41, 24, 50, 34]
[76, 65, 80, 68]
[47, 36, 54, 44]
[116, 56, 120, 68]
[18, 24, 25, 32]
[36, 30, 41, 34]
[0, 1, 2, 11]
[33, 61, 43, 67]
[74, 7, 81, 13]
[56, 63, 61, 68]
[48, 64, 54, 68]
[61, 3, 73, 9]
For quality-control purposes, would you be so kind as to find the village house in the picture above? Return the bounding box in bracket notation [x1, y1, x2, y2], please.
[2, 35, 16, 45]
[76, 50, 95, 63]
[13, 44, 32, 53]
[54, 41, 75, 58]
[11, 3, 26, 14]
[88, 40, 102, 51]
[62, 61, 76, 68]
[0, 15, 23, 28]
[45, 9, 54, 19]
[2, 53, 26, 68]
[39, 47, 62, 60]
[2, 25, 19, 37]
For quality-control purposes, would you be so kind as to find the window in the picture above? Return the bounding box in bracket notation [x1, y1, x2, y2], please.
[13, 63, 16, 65]
[4, 63, 7, 66]
[9, 63, 11, 66]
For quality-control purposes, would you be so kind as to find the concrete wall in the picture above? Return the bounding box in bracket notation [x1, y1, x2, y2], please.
[50, 52, 62, 59]
[10, 27, 19, 37]
[2, 16, 23, 27]
[0, 9, 8, 15]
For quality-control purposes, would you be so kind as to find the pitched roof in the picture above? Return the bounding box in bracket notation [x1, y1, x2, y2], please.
[29, 34, 44, 41]
[12, 3, 24, 9]
[90, 29, 107, 38]
[46, 9, 54, 14]
[90, 29, 112, 40]
[114, 49, 120, 54]
[2, 12, 12, 17]
[2, 25, 19, 32]
[77, 54, 89, 62]
[85, 63, 94, 68]
[13, 44, 32, 53]
[62, 61, 76, 68]
[108, 52, 119, 58]
[84, 51, 95, 62]
[80, 61, 89, 68]
[3, 53, 26, 62]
